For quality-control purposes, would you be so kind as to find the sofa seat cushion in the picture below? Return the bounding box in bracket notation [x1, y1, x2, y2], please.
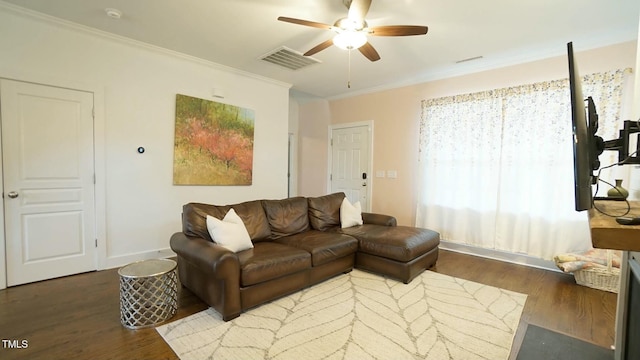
[275, 230, 358, 267]
[339, 225, 440, 262]
[238, 242, 311, 287]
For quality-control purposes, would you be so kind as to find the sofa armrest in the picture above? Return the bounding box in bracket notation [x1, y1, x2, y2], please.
[170, 232, 240, 279]
[170, 232, 242, 320]
[362, 212, 397, 227]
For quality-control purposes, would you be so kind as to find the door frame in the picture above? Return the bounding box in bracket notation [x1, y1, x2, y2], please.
[327, 120, 374, 212]
[0, 74, 107, 290]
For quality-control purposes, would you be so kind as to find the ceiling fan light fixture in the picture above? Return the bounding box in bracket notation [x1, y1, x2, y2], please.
[277, 0, 428, 62]
[333, 31, 367, 50]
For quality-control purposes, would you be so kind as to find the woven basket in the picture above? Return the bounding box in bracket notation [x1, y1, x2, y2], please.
[573, 250, 620, 293]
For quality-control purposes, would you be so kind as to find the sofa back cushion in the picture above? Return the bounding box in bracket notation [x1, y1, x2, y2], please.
[262, 197, 310, 239]
[182, 200, 272, 242]
[307, 192, 345, 231]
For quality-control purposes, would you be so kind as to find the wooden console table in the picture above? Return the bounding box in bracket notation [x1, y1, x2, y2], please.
[589, 200, 640, 360]
[589, 200, 640, 252]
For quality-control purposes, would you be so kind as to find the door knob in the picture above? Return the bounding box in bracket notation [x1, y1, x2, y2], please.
[7, 191, 18, 198]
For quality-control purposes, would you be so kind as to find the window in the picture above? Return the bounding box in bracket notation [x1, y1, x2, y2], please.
[417, 69, 632, 259]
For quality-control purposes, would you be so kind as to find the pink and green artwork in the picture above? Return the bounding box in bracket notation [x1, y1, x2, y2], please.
[173, 94, 254, 185]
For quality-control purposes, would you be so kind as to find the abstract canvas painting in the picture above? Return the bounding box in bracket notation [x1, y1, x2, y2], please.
[173, 94, 254, 185]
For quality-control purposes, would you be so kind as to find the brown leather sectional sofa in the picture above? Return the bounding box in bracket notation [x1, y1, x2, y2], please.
[170, 192, 439, 321]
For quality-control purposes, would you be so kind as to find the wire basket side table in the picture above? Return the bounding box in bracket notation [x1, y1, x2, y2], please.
[118, 258, 178, 329]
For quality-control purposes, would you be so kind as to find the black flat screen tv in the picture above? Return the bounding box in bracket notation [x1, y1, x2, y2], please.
[568, 42, 600, 211]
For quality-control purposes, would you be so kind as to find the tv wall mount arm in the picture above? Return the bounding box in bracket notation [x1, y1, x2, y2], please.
[597, 120, 640, 165]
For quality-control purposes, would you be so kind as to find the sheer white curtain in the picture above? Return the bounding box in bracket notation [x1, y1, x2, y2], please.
[416, 69, 631, 259]
[417, 93, 503, 248]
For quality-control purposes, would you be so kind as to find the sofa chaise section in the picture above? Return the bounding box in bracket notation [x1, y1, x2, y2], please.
[341, 225, 440, 283]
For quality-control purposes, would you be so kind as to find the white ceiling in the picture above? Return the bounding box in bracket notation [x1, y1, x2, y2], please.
[2, 0, 639, 99]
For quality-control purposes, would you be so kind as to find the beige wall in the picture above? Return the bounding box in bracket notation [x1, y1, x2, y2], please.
[299, 41, 637, 226]
[297, 99, 331, 197]
[330, 87, 422, 225]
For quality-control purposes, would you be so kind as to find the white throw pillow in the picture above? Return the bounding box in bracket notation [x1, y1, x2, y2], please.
[206, 208, 254, 252]
[340, 197, 363, 228]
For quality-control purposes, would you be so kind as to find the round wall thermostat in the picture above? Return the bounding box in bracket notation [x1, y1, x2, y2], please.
[137, 147, 145, 154]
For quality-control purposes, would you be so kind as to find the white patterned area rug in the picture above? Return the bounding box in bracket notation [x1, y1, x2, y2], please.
[156, 270, 527, 360]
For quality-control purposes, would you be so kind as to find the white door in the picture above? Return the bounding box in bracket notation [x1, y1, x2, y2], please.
[1, 79, 96, 286]
[331, 125, 371, 210]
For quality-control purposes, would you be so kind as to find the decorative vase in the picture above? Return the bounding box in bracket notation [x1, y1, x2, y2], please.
[607, 179, 629, 199]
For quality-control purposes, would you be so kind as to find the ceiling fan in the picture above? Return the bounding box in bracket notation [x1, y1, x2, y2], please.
[277, 0, 428, 62]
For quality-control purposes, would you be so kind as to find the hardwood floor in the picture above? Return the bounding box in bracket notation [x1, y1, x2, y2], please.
[432, 251, 617, 359]
[0, 250, 616, 359]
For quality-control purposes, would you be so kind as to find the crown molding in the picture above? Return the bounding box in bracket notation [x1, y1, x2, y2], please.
[0, 1, 292, 90]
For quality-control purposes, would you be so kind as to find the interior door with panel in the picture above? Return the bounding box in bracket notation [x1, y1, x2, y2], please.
[330, 125, 371, 211]
[1, 79, 96, 286]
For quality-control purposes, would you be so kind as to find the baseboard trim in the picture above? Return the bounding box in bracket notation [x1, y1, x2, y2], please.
[103, 248, 176, 270]
[439, 241, 560, 273]
[102, 243, 560, 273]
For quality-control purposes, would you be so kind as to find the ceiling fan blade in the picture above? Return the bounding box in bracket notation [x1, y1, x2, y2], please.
[358, 42, 380, 62]
[347, 0, 372, 22]
[277, 16, 333, 30]
[304, 39, 335, 56]
[369, 25, 429, 36]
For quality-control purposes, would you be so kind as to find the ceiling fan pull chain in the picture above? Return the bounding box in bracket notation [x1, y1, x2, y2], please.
[348, 48, 352, 88]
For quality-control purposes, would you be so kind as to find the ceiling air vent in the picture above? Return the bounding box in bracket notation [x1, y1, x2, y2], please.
[259, 46, 321, 71]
